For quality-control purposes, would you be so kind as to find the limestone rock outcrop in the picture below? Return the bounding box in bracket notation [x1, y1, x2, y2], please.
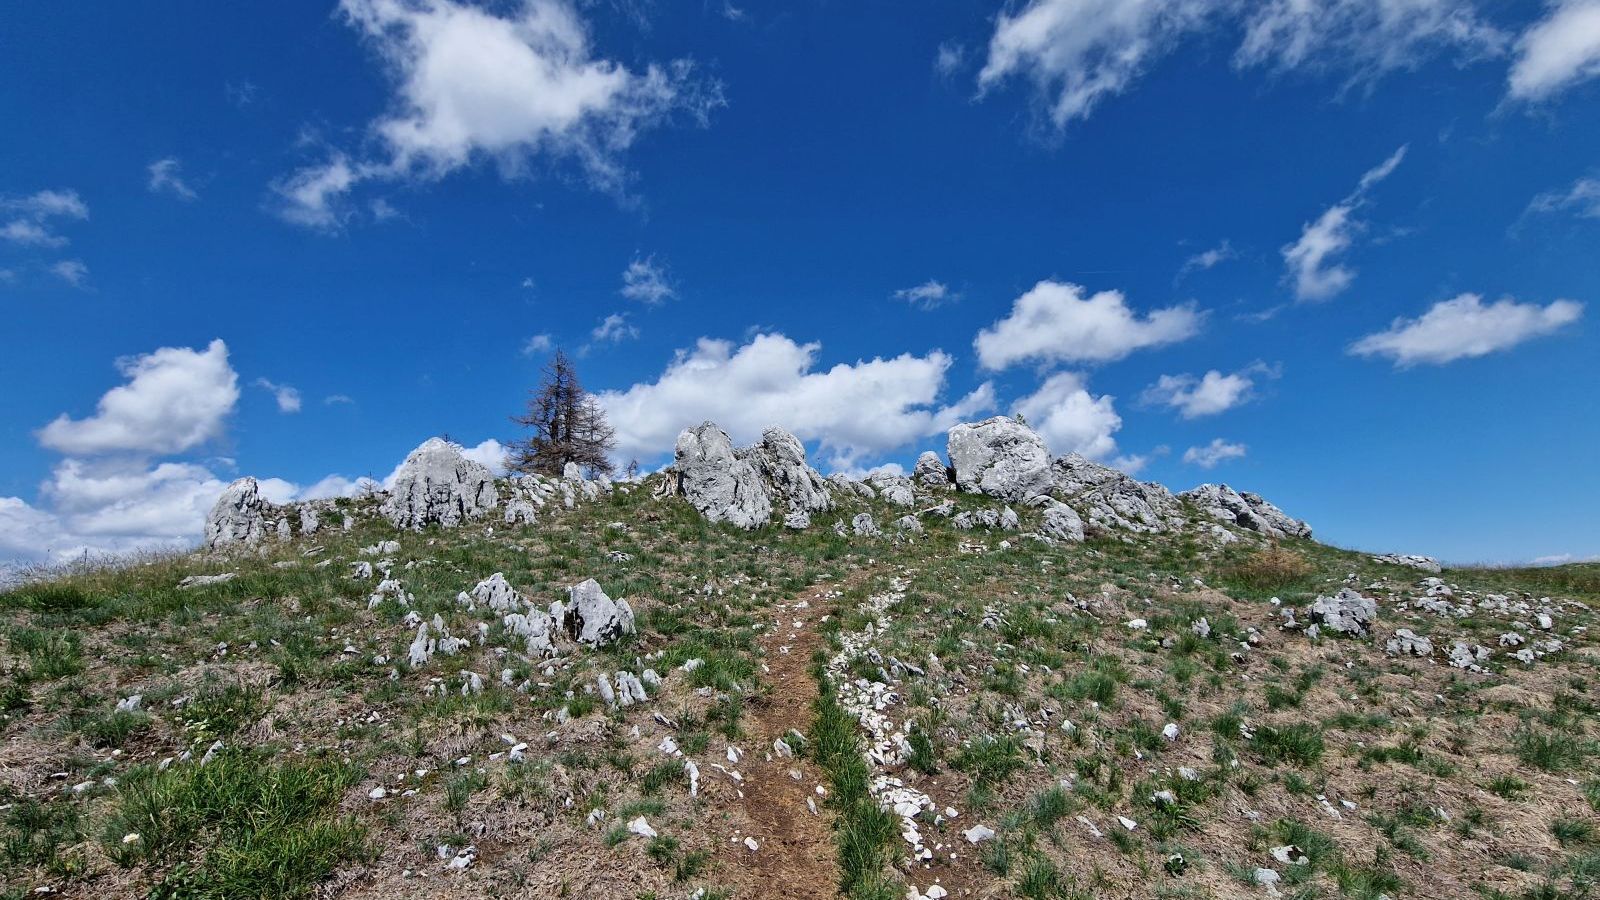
[867, 472, 915, 507]
[1179, 484, 1311, 539]
[751, 427, 832, 514]
[563, 579, 636, 647]
[205, 477, 274, 549]
[672, 422, 773, 529]
[948, 417, 1053, 502]
[1050, 454, 1182, 534]
[381, 438, 498, 530]
[913, 451, 950, 488]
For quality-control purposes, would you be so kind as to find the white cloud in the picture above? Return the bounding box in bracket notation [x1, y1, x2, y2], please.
[1142, 363, 1275, 418]
[275, 0, 719, 228]
[50, 260, 90, 287]
[935, 42, 966, 78]
[591, 312, 639, 343]
[596, 332, 996, 467]
[460, 438, 510, 476]
[38, 339, 239, 456]
[1183, 437, 1247, 468]
[299, 474, 381, 500]
[977, 0, 1503, 127]
[975, 280, 1201, 370]
[1237, 0, 1506, 78]
[978, 0, 1214, 127]
[893, 279, 957, 310]
[3, 189, 89, 221]
[1012, 372, 1122, 459]
[272, 153, 360, 230]
[1, 220, 66, 247]
[2, 188, 88, 247]
[1528, 176, 1600, 219]
[522, 333, 554, 355]
[620, 255, 675, 304]
[1508, 0, 1600, 102]
[1350, 292, 1584, 366]
[1177, 240, 1235, 279]
[254, 378, 303, 413]
[1282, 145, 1406, 302]
[147, 158, 198, 201]
[325, 394, 356, 405]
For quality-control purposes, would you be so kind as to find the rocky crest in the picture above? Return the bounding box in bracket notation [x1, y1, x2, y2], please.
[382, 438, 499, 530]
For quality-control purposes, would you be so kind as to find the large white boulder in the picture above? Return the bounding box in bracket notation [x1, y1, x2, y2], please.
[1179, 483, 1311, 539]
[673, 422, 773, 529]
[381, 438, 499, 530]
[867, 472, 916, 507]
[563, 579, 636, 647]
[947, 417, 1052, 502]
[1034, 498, 1086, 543]
[205, 477, 274, 549]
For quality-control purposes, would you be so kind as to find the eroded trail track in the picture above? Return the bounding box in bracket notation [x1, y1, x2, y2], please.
[714, 581, 842, 899]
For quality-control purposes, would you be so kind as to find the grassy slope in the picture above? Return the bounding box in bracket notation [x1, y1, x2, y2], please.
[1, 483, 1596, 900]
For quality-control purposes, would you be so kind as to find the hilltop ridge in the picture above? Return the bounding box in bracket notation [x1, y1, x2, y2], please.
[1, 417, 1595, 900]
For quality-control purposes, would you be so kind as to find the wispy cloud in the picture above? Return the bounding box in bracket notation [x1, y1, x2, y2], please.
[147, 158, 198, 201]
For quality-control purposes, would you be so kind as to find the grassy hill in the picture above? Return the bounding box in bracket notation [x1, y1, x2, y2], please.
[2, 479, 1596, 900]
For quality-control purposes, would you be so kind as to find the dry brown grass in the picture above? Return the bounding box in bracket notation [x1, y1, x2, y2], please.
[1220, 545, 1315, 591]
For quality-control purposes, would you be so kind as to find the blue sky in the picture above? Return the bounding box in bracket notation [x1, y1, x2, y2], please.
[2, 0, 1597, 566]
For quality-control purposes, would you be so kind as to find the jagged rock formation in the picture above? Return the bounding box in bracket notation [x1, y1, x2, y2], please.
[827, 473, 874, 500]
[563, 578, 636, 647]
[205, 477, 274, 549]
[913, 451, 949, 488]
[948, 416, 1052, 502]
[670, 423, 839, 530]
[751, 427, 832, 515]
[1051, 454, 1182, 534]
[381, 438, 498, 530]
[673, 423, 774, 529]
[1179, 484, 1311, 539]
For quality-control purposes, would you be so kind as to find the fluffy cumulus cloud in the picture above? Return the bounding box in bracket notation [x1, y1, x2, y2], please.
[596, 333, 995, 468]
[978, 0, 1505, 127]
[620, 255, 675, 304]
[5, 341, 240, 563]
[975, 280, 1200, 370]
[39, 340, 239, 455]
[1508, 0, 1600, 102]
[1282, 145, 1406, 302]
[1350, 293, 1584, 366]
[893, 279, 957, 310]
[1183, 438, 1247, 468]
[522, 333, 554, 355]
[275, 0, 719, 229]
[0, 338, 516, 566]
[1142, 365, 1271, 418]
[1012, 372, 1122, 459]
